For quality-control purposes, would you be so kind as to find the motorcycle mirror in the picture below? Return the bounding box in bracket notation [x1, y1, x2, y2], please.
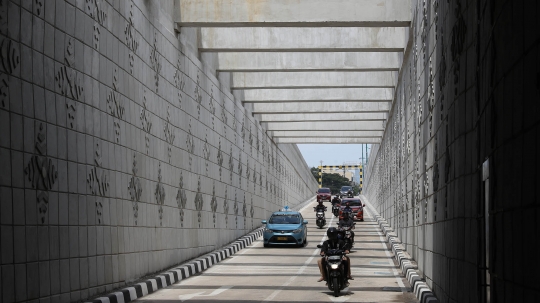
[317, 244, 322, 248]
[261, 220, 267, 224]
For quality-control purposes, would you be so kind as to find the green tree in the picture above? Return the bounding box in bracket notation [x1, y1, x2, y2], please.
[320, 173, 352, 194]
[310, 167, 319, 180]
[352, 184, 361, 195]
[310, 167, 358, 194]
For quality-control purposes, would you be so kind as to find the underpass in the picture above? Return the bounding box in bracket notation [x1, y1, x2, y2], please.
[136, 199, 418, 303]
[0, 0, 536, 302]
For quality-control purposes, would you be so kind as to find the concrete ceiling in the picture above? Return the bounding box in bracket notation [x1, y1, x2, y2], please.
[176, 0, 411, 144]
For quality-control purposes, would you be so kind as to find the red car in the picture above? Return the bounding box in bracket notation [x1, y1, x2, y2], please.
[339, 198, 366, 221]
[316, 188, 332, 202]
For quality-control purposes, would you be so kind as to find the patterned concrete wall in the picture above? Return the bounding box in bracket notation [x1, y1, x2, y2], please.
[0, 1, 318, 302]
[364, 0, 539, 302]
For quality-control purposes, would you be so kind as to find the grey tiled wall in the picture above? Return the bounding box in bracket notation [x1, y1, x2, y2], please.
[0, 1, 318, 302]
[364, 0, 539, 302]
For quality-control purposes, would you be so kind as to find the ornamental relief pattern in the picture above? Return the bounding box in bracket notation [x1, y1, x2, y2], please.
[164, 107, 175, 163]
[223, 187, 229, 228]
[194, 71, 203, 119]
[210, 181, 218, 227]
[0, 74, 8, 108]
[234, 190, 238, 229]
[209, 87, 216, 129]
[194, 177, 204, 227]
[228, 147, 234, 181]
[107, 67, 124, 143]
[150, 32, 162, 93]
[140, 92, 152, 154]
[242, 193, 247, 227]
[217, 138, 224, 180]
[24, 122, 58, 224]
[203, 134, 210, 176]
[187, 119, 195, 170]
[176, 172, 188, 227]
[155, 163, 166, 226]
[128, 153, 143, 225]
[174, 58, 186, 107]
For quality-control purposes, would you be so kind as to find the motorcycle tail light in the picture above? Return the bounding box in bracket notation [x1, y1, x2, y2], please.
[330, 264, 339, 269]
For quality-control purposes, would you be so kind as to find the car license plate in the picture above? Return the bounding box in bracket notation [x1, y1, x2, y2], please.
[277, 237, 287, 241]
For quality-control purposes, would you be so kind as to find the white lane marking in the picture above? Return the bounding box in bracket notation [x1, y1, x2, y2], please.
[263, 214, 335, 302]
[178, 286, 233, 302]
[364, 208, 407, 291]
[330, 295, 350, 302]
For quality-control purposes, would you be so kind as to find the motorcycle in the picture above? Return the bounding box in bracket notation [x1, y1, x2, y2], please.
[347, 191, 354, 198]
[317, 245, 349, 297]
[332, 204, 340, 217]
[339, 223, 355, 248]
[315, 211, 326, 228]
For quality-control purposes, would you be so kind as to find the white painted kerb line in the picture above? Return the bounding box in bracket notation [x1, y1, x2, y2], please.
[366, 208, 407, 291]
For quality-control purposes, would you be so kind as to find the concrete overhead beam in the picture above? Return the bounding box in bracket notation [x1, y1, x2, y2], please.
[211, 52, 401, 72]
[242, 88, 393, 102]
[274, 137, 382, 144]
[232, 72, 396, 89]
[252, 102, 391, 114]
[270, 130, 384, 137]
[263, 121, 385, 131]
[255, 113, 387, 122]
[177, 0, 411, 27]
[200, 27, 406, 52]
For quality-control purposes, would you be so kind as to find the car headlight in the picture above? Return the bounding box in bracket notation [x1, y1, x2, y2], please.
[330, 264, 339, 269]
[292, 228, 303, 233]
[264, 228, 273, 233]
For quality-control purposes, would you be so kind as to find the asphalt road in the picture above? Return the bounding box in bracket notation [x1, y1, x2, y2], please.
[137, 200, 419, 303]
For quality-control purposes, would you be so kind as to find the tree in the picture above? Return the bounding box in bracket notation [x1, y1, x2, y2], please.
[310, 167, 319, 180]
[320, 173, 352, 194]
[310, 167, 357, 194]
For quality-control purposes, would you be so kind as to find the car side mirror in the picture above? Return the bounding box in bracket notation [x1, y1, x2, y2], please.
[261, 220, 267, 224]
[303, 220, 308, 225]
[363, 204, 366, 207]
[317, 244, 322, 249]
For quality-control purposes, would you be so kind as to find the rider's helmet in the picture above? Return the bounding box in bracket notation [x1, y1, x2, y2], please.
[346, 201, 350, 207]
[327, 227, 338, 241]
[318, 200, 324, 205]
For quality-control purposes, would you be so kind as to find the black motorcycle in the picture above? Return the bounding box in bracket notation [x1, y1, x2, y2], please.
[339, 223, 355, 248]
[347, 190, 354, 198]
[317, 245, 349, 297]
[332, 204, 340, 217]
[315, 209, 326, 228]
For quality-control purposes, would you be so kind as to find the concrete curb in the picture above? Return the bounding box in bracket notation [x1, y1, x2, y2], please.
[361, 196, 439, 303]
[85, 227, 263, 303]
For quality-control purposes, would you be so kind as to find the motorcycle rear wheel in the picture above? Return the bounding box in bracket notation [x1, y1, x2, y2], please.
[333, 277, 340, 297]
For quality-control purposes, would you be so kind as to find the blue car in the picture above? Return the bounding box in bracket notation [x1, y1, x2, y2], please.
[262, 211, 308, 247]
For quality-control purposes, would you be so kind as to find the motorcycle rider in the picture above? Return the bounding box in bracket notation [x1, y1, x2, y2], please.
[314, 200, 328, 212]
[317, 227, 353, 282]
[347, 189, 354, 197]
[342, 201, 353, 214]
[338, 211, 355, 244]
[331, 195, 341, 216]
[331, 195, 341, 206]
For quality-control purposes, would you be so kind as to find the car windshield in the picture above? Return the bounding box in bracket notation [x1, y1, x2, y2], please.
[341, 187, 352, 191]
[318, 188, 330, 193]
[269, 214, 301, 224]
[342, 200, 361, 206]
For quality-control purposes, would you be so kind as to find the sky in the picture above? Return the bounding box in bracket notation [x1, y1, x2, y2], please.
[296, 144, 371, 168]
